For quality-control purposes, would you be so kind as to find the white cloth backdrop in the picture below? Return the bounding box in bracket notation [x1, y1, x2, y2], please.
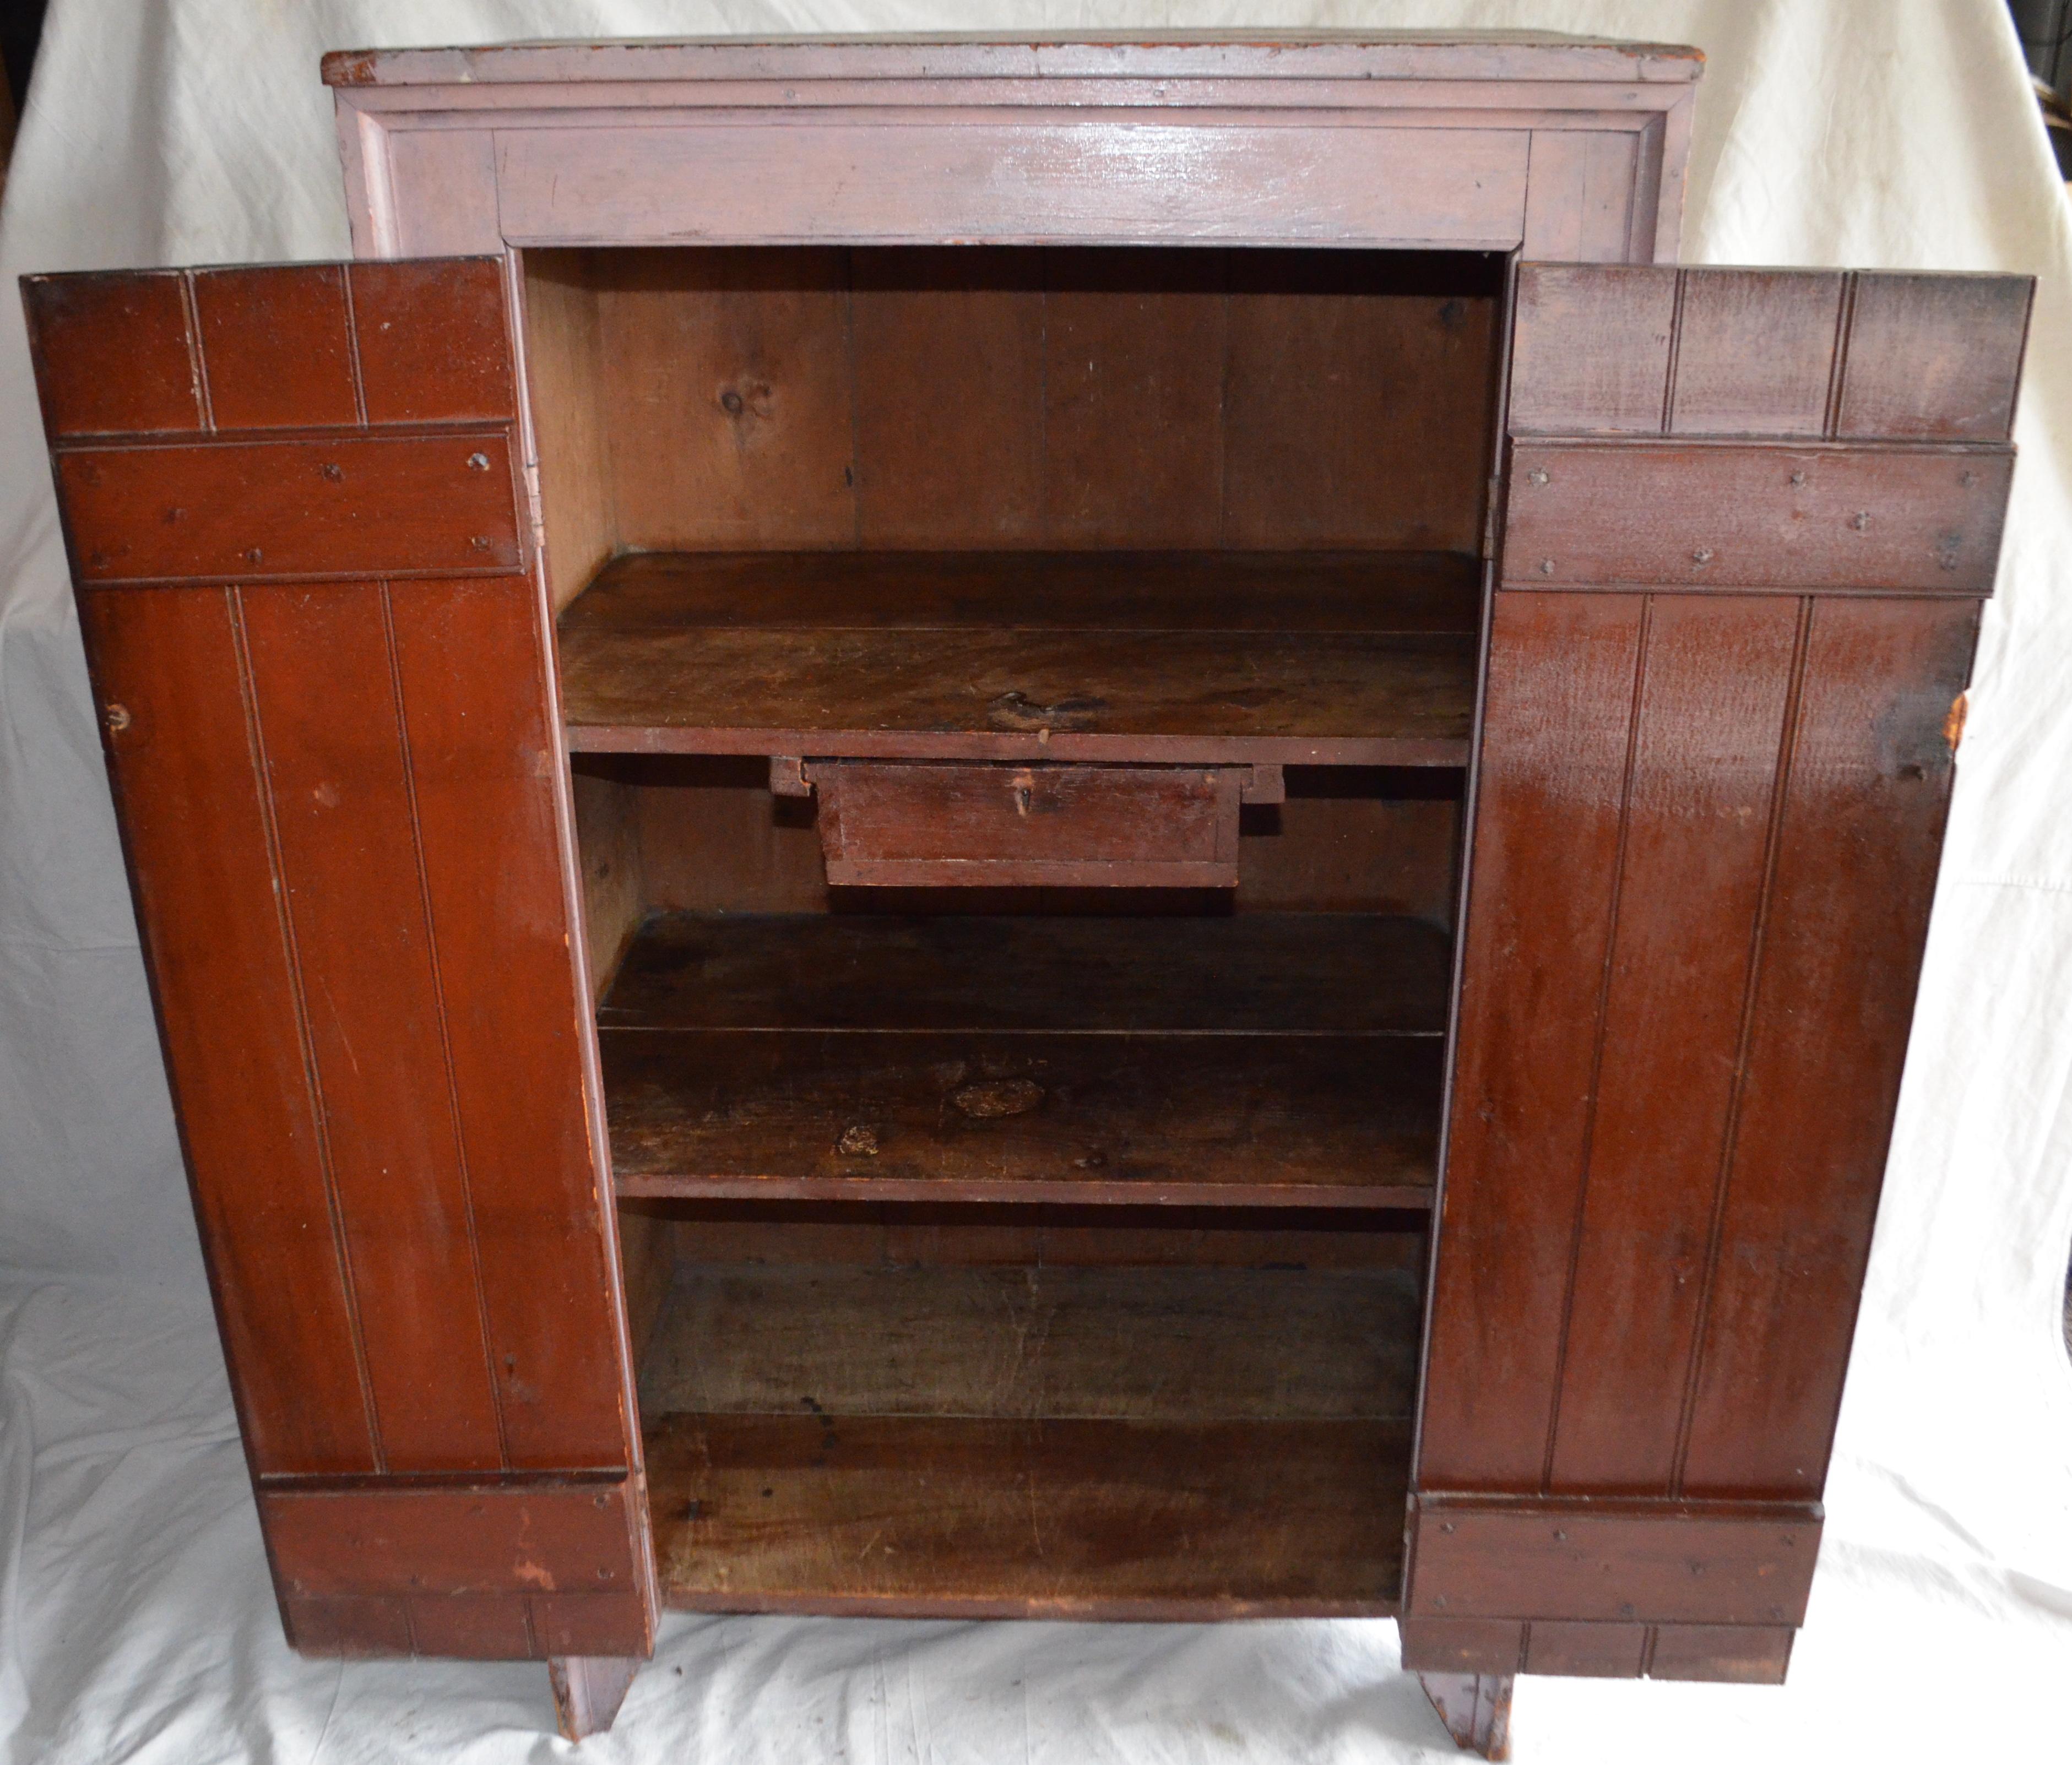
[2, 2, 2069, 1760]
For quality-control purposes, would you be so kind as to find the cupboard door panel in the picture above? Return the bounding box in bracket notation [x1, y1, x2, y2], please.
[78, 587, 378, 1475]
[1679, 596, 1979, 1495]
[388, 578, 634, 1468]
[1418, 591, 1643, 1491]
[1543, 594, 1801, 1494]
[238, 584, 507, 1470]
[1415, 264, 2029, 1661]
[24, 261, 650, 1660]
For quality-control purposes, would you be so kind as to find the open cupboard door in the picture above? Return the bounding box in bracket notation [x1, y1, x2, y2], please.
[20, 261, 656, 1688]
[1409, 264, 2030, 1697]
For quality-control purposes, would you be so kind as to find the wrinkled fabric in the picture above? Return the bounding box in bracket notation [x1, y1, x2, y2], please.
[1, 2, 2068, 1760]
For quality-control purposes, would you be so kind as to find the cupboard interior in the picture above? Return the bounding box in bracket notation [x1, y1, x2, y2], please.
[619, 1200, 1425, 1616]
[524, 244, 1500, 759]
[525, 243, 1499, 1615]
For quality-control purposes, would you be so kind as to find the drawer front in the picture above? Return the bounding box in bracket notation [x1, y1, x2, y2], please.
[817, 762, 1244, 887]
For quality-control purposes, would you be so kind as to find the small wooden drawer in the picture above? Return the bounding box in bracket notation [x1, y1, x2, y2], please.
[807, 761, 1260, 888]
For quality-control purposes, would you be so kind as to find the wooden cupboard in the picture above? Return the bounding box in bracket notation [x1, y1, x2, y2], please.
[18, 34, 2030, 1758]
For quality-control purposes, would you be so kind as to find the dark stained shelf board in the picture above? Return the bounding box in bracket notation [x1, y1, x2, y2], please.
[639, 1261, 1423, 1422]
[639, 1254, 1417, 1614]
[644, 1415, 1409, 1618]
[605, 1030, 1440, 1207]
[599, 911, 1452, 1036]
[571, 548, 1482, 631]
[555, 550, 1479, 764]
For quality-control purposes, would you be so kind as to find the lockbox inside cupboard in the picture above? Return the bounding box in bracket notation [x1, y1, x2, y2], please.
[19, 32, 2030, 1757]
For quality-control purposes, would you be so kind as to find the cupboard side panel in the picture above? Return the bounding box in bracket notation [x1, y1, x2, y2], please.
[77, 587, 378, 1475]
[389, 577, 636, 1469]
[239, 584, 505, 1472]
[521, 251, 619, 613]
[1546, 596, 1802, 1492]
[1680, 597, 1978, 1495]
[1418, 591, 1644, 1490]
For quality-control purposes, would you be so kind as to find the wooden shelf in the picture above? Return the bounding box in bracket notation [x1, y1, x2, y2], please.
[607, 1031, 1440, 1207]
[556, 549, 1479, 765]
[599, 911, 1451, 1035]
[646, 1414, 1408, 1617]
[598, 912, 1447, 1208]
[640, 1260, 1413, 1617]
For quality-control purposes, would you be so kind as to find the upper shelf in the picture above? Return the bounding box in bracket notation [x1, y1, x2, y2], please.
[555, 550, 1479, 767]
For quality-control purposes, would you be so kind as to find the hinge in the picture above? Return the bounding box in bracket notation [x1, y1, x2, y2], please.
[1480, 475, 1503, 561]
[520, 456, 549, 565]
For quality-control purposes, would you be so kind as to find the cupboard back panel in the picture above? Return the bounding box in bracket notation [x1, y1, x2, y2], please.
[524, 246, 1501, 569]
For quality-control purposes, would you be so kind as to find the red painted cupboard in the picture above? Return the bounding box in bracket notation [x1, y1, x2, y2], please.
[19, 34, 2029, 1757]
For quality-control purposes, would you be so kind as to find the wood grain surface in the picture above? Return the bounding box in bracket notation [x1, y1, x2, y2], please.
[644, 1414, 1409, 1617]
[555, 550, 1478, 765]
[55, 433, 522, 585]
[599, 911, 1450, 1035]
[1503, 441, 2011, 593]
[261, 1478, 644, 1600]
[565, 547, 1481, 631]
[24, 260, 650, 1661]
[638, 1261, 1422, 1421]
[1415, 262, 2028, 1672]
[547, 249, 1501, 558]
[1399, 1615, 1793, 1685]
[603, 1029, 1441, 1207]
[814, 761, 1246, 888]
[1406, 1495, 1819, 1626]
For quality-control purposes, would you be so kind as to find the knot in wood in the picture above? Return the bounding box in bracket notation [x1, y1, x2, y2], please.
[952, 1078, 1044, 1118]
[987, 691, 1104, 733]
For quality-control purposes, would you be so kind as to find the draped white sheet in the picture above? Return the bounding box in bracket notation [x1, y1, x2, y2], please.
[1, 3, 2068, 1760]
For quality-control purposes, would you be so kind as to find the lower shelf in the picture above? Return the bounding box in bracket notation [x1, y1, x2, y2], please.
[637, 1257, 1416, 1618]
[644, 1413, 1409, 1619]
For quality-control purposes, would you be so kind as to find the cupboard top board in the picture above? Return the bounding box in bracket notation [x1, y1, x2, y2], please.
[321, 35, 1704, 89]
[326, 34, 1699, 260]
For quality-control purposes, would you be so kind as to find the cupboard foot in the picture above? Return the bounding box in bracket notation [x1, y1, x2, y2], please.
[1417, 1671, 1513, 1761]
[549, 1655, 642, 1740]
